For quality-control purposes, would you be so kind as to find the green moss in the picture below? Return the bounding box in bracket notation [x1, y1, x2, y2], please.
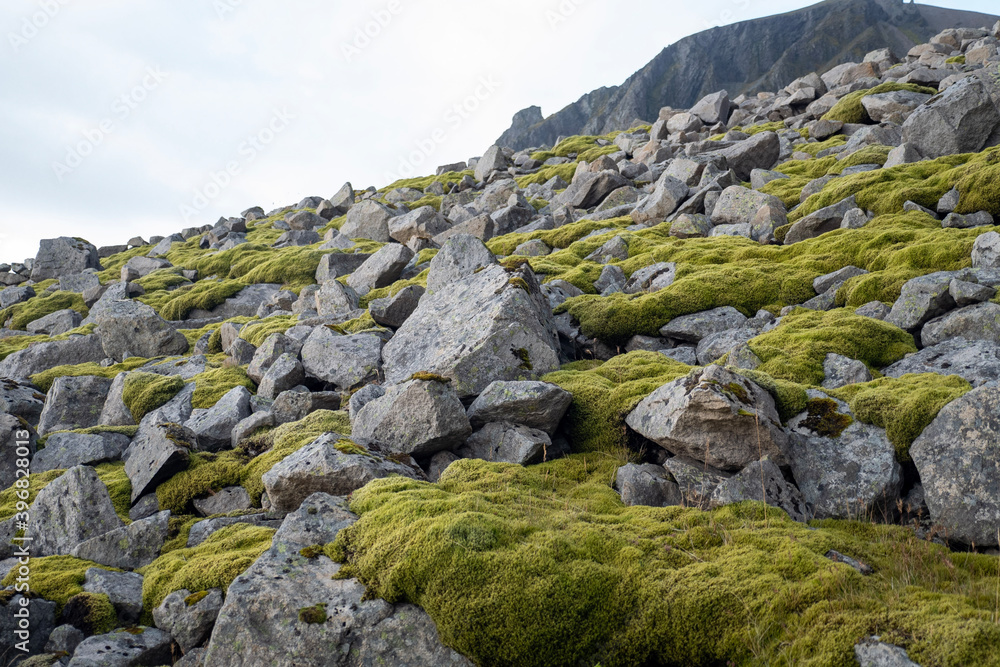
[138, 524, 274, 618]
[139, 279, 246, 322]
[134, 268, 191, 293]
[329, 456, 1000, 667]
[189, 365, 256, 409]
[409, 372, 452, 384]
[359, 270, 429, 309]
[237, 315, 297, 347]
[946, 55, 966, 64]
[530, 135, 619, 163]
[795, 136, 849, 158]
[508, 277, 531, 292]
[731, 369, 811, 422]
[121, 372, 185, 422]
[380, 170, 474, 193]
[516, 163, 578, 188]
[0, 469, 65, 520]
[299, 545, 324, 559]
[62, 592, 118, 635]
[298, 603, 327, 624]
[542, 352, 691, 453]
[184, 590, 210, 606]
[95, 245, 154, 284]
[488, 217, 631, 258]
[822, 83, 937, 124]
[31, 357, 150, 393]
[155, 451, 245, 514]
[800, 398, 854, 437]
[513, 348, 533, 371]
[95, 462, 134, 523]
[747, 309, 916, 386]
[0, 290, 88, 331]
[827, 374, 972, 461]
[1, 557, 118, 611]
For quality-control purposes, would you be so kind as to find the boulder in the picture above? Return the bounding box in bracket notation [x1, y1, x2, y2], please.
[784, 196, 857, 244]
[388, 206, 450, 246]
[30, 466, 123, 557]
[369, 285, 424, 328]
[352, 378, 472, 456]
[0, 414, 35, 489]
[345, 243, 414, 296]
[714, 132, 780, 181]
[690, 90, 731, 124]
[426, 234, 498, 294]
[554, 170, 629, 209]
[0, 378, 45, 426]
[475, 145, 512, 181]
[94, 299, 190, 362]
[153, 589, 224, 654]
[854, 636, 921, 667]
[31, 237, 100, 281]
[382, 265, 560, 399]
[0, 285, 34, 310]
[0, 595, 56, 659]
[625, 365, 788, 471]
[0, 335, 105, 380]
[248, 333, 302, 383]
[709, 459, 808, 522]
[466, 381, 572, 435]
[861, 90, 932, 122]
[125, 422, 194, 503]
[615, 463, 682, 507]
[902, 77, 1000, 158]
[630, 174, 688, 226]
[711, 186, 784, 226]
[258, 353, 305, 401]
[193, 487, 252, 516]
[25, 308, 82, 336]
[972, 232, 1000, 268]
[920, 302, 1000, 347]
[460, 422, 550, 464]
[67, 628, 173, 667]
[185, 386, 253, 451]
[72, 510, 170, 569]
[659, 307, 747, 343]
[32, 431, 129, 474]
[314, 280, 360, 319]
[883, 338, 1000, 387]
[886, 270, 966, 332]
[36, 375, 113, 436]
[821, 353, 873, 389]
[300, 328, 383, 390]
[340, 200, 394, 242]
[82, 568, 144, 626]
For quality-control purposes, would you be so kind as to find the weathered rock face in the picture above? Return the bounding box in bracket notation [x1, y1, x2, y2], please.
[36, 375, 113, 436]
[630, 174, 688, 225]
[300, 328, 383, 391]
[466, 381, 573, 435]
[911, 386, 1000, 547]
[185, 386, 253, 451]
[786, 394, 902, 520]
[461, 422, 550, 464]
[71, 510, 169, 569]
[32, 431, 129, 473]
[886, 270, 967, 332]
[0, 378, 45, 426]
[920, 302, 1000, 347]
[153, 588, 224, 654]
[125, 422, 194, 503]
[352, 379, 472, 456]
[382, 265, 560, 399]
[0, 414, 35, 489]
[709, 459, 809, 522]
[659, 307, 748, 343]
[94, 299, 190, 362]
[426, 234, 498, 294]
[625, 365, 788, 471]
[346, 243, 414, 296]
[714, 131, 781, 181]
[31, 237, 100, 281]
[902, 76, 1000, 158]
[883, 338, 1000, 387]
[204, 493, 472, 667]
[340, 200, 394, 242]
[67, 627, 173, 666]
[0, 335, 106, 380]
[262, 434, 421, 513]
[615, 463, 682, 507]
[30, 466, 124, 557]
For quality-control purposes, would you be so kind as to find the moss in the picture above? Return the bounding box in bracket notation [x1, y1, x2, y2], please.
[408, 194, 443, 211]
[134, 268, 191, 293]
[1, 557, 118, 612]
[800, 398, 854, 437]
[409, 372, 452, 384]
[0, 290, 88, 331]
[299, 545, 324, 559]
[946, 55, 966, 64]
[138, 524, 274, 619]
[122, 372, 185, 422]
[61, 592, 118, 635]
[488, 217, 631, 258]
[358, 270, 429, 309]
[822, 83, 937, 124]
[516, 163, 579, 188]
[746, 308, 916, 386]
[513, 348, 533, 371]
[415, 248, 439, 266]
[530, 135, 619, 163]
[828, 145, 892, 174]
[155, 451, 245, 514]
[380, 170, 474, 193]
[95, 462, 134, 523]
[298, 603, 327, 624]
[542, 352, 691, 453]
[508, 277, 531, 292]
[140, 279, 246, 321]
[161, 515, 201, 555]
[334, 439, 369, 457]
[189, 365, 256, 409]
[827, 374, 972, 461]
[330, 456, 1000, 667]
[184, 590, 210, 606]
[31, 357, 150, 393]
[732, 370, 811, 423]
[237, 315, 297, 347]
[0, 469, 65, 520]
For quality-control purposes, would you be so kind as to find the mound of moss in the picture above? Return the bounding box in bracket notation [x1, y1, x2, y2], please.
[0, 290, 88, 332]
[31, 357, 149, 393]
[1, 557, 119, 611]
[822, 83, 937, 124]
[530, 135, 621, 164]
[190, 365, 256, 410]
[62, 592, 118, 635]
[122, 372, 185, 422]
[330, 456, 1000, 667]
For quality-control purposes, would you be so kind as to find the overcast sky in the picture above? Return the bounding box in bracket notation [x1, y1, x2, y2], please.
[0, 0, 996, 264]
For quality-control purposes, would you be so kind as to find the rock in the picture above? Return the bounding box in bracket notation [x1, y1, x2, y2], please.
[711, 186, 784, 226]
[347, 384, 385, 421]
[884, 143, 922, 168]
[187, 284, 283, 320]
[630, 174, 688, 225]
[31, 237, 100, 281]
[662, 456, 731, 509]
[94, 299, 190, 362]
[585, 236, 630, 263]
[937, 187, 961, 215]
[73, 509, 169, 569]
[475, 145, 512, 181]
[30, 466, 123, 557]
[861, 90, 932, 122]
[340, 200, 394, 242]
[346, 243, 414, 296]
[121, 256, 171, 281]
[921, 302, 1000, 347]
[466, 381, 572, 435]
[0, 378, 45, 426]
[186, 513, 284, 548]
[0, 285, 34, 310]
[125, 422, 193, 503]
[709, 459, 808, 522]
[81, 568, 144, 625]
[786, 394, 902, 520]
[32, 431, 129, 474]
[784, 195, 857, 244]
[902, 77, 1000, 158]
[427, 451, 459, 482]
[886, 270, 965, 332]
[185, 386, 252, 451]
[461, 422, 550, 464]
[713, 131, 780, 181]
[369, 285, 425, 328]
[942, 211, 994, 229]
[911, 385, 1000, 547]
[140, 383, 195, 430]
[659, 307, 748, 343]
[623, 262, 676, 294]
[247, 333, 302, 384]
[36, 375, 112, 437]
[555, 170, 630, 209]
[883, 338, 1000, 387]
[626, 365, 787, 471]
[821, 353, 873, 389]
[25, 308, 83, 336]
[153, 588, 224, 653]
[129, 494, 160, 522]
[813, 266, 868, 294]
[949, 279, 995, 307]
[690, 90, 731, 124]
[854, 636, 921, 667]
[67, 627, 173, 667]
[388, 206, 450, 246]
[46, 624, 85, 655]
[426, 234, 498, 294]
[193, 487, 252, 516]
[353, 378, 471, 457]
[314, 252, 371, 282]
[595, 264, 626, 294]
[0, 415, 35, 490]
[669, 213, 713, 239]
[258, 353, 305, 401]
[300, 329, 383, 390]
[614, 463, 681, 507]
[696, 325, 762, 365]
[972, 232, 1000, 268]
[270, 388, 341, 426]
[0, 594, 56, 659]
[0, 334, 106, 380]
[204, 493, 472, 667]
[382, 265, 560, 399]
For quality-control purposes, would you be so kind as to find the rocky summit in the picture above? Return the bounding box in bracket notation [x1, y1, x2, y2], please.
[5, 7, 1000, 667]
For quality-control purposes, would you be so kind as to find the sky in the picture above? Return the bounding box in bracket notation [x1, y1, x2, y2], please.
[0, 0, 997, 264]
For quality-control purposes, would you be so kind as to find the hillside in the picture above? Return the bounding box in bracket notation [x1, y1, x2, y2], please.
[498, 0, 999, 149]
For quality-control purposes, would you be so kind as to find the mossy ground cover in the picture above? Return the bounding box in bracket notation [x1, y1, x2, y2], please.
[516, 163, 578, 188]
[1, 557, 119, 612]
[139, 278, 246, 321]
[381, 170, 474, 193]
[30, 357, 149, 392]
[331, 456, 1000, 667]
[822, 83, 937, 124]
[122, 372, 185, 422]
[0, 290, 88, 331]
[530, 135, 621, 163]
[189, 364, 256, 409]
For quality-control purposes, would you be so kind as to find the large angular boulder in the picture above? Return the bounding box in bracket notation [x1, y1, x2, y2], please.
[352, 378, 472, 456]
[786, 394, 902, 520]
[300, 328, 383, 390]
[690, 90, 731, 124]
[185, 386, 253, 451]
[314, 251, 371, 282]
[0, 377, 45, 426]
[883, 338, 1000, 387]
[886, 270, 967, 332]
[188, 283, 283, 320]
[340, 199, 394, 242]
[314, 280, 360, 319]
[625, 365, 788, 471]
[920, 302, 1000, 347]
[125, 422, 194, 503]
[426, 234, 498, 294]
[248, 333, 303, 384]
[35, 375, 112, 436]
[26, 308, 83, 336]
[30, 466, 124, 557]
[32, 431, 129, 473]
[783, 196, 857, 245]
[82, 568, 144, 626]
[0, 594, 56, 659]
[973, 231, 1000, 268]
[659, 306, 748, 343]
[94, 299, 190, 362]
[153, 588, 224, 654]
[388, 206, 450, 246]
[709, 459, 808, 522]
[345, 243, 414, 296]
[630, 174, 688, 226]
[554, 170, 629, 209]
[615, 463, 682, 507]
[711, 187, 784, 226]
[911, 386, 1000, 547]
[369, 285, 424, 328]
[902, 77, 1000, 158]
[262, 434, 420, 513]
[382, 265, 560, 398]
[466, 380, 572, 435]
[67, 628, 173, 666]
[461, 422, 549, 464]
[204, 493, 472, 667]
[0, 414, 35, 489]
[31, 237, 100, 281]
[0, 335, 105, 380]
[714, 132, 780, 181]
[0, 284, 34, 309]
[72, 510, 170, 569]
[258, 353, 305, 400]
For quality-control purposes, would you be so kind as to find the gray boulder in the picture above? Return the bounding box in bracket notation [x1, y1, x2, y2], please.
[709, 459, 808, 522]
[821, 353, 873, 389]
[854, 636, 921, 667]
[388, 206, 450, 246]
[630, 174, 688, 226]
[26, 308, 82, 336]
[67, 628, 173, 667]
[886, 270, 967, 332]
[461, 422, 550, 464]
[466, 380, 572, 435]
[247, 333, 303, 384]
[30, 466, 123, 557]
[711, 187, 784, 226]
[0, 595, 56, 659]
[346, 243, 414, 296]
[315, 251, 371, 282]
[615, 463, 681, 507]
[188, 283, 283, 320]
[186, 386, 253, 451]
[973, 232, 1000, 268]
[340, 200, 394, 242]
[911, 385, 1000, 547]
[625, 365, 788, 471]
[426, 234, 498, 294]
[902, 77, 1000, 158]
[0, 414, 35, 489]
[258, 353, 305, 401]
[554, 170, 629, 209]
[121, 256, 171, 281]
[314, 280, 360, 319]
[94, 299, 190, 362]
[713, 131, 780, 181]
[0, 334, 105, 380]
[369, 285, 424, 328]
[82, 568, 144, 626]
[153, 588, 224, 653]
[125, 422, 193, 503]
[352, 378, 472, 456]
[193, 487, 252, 517]
[921, 302, 1000, 347]
[72, 510, 169, 569]
[0, 285, 34, 310]
[32, 431, 129, 474]
[36, 375, 112, 437]
[31, 237, 100, 281]
[300, 328, 383, 390]
[475, 145, 512, 181]
[659, 307, 747, 343]
[883, 338, 1000, 387]
[784, 196, 857, 245]
[0, 378, 45, 426]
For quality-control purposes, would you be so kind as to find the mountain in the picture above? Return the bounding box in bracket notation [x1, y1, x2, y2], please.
[497, 0, 999, 149]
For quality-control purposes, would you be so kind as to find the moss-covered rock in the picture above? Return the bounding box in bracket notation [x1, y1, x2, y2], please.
[822, 83, 937, 124]
[61, 592, 118, 635]
[122, 372, 185, 422]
